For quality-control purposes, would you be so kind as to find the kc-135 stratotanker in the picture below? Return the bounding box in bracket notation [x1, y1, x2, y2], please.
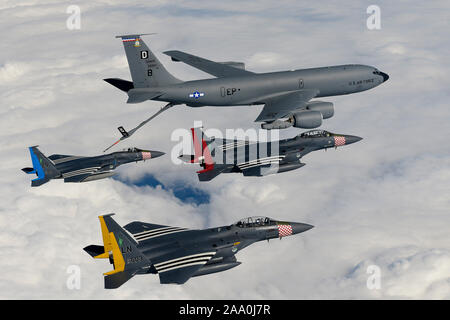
[84, 214, 313, 288]
[104, 33, 388, 150]
[179, 127, 362, 181]
[22, 146, 164, 186]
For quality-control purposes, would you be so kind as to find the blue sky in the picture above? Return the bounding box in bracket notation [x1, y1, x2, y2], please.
[117, 174, 210, 205]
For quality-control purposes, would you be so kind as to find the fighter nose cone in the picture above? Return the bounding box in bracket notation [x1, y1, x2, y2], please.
[345, 135, 363, 145]
[141, 150, 165, 160]
[380, 71, 389, 82]
[149, 150, 165, 158]
[291, 223, 314, 234]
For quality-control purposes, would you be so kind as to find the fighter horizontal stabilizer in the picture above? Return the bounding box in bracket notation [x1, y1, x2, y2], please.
[83, 245, 105, 258]
[31, 176, 51, 187]
[197, 165, 228, 181]
[163, 50, 254, 78]
[105, 271, 135, 289]
[22, 167, 35, 174]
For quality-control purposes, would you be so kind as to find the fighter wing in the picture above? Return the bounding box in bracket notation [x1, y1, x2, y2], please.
[255, 89, 319, 122]
[214, 138, 252, 152]
[62, 166, 111, 182]
[238, 155, 286, 174]
[124, 221, 216, 284]
[163, 50, 254, 78]
[124, 221, 189, 243]
[63, 173, 93, 183]
[48, 154, 86, 164]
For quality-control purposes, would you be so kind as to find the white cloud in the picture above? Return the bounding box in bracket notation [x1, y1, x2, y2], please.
[0, 62, 32, 84]
[0, 0, 449, 299]
[247, 52, 291, 70]
[327, 247, 450, 299]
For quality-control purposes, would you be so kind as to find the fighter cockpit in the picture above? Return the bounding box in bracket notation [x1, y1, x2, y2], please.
[123, 147, 141, 153]
[299, 130, 332, 138]
[234, 216, 276, 228]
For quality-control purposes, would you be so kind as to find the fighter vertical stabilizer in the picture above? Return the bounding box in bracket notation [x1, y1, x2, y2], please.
[84, 214, 151, 289]
[22, 146, 61, 187]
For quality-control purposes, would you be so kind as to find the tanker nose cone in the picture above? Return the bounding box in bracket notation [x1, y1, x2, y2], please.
[345, 135, 363, 145]
[291, 223, 314, 234]
[380, 71, 389, 82]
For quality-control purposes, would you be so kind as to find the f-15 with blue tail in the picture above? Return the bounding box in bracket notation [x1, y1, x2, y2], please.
[22, 146, 164, 187]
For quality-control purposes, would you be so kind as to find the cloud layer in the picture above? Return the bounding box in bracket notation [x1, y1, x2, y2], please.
[0, 1, 449, 299]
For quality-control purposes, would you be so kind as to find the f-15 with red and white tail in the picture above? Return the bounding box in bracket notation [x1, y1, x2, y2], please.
[179, 127, 362, 181]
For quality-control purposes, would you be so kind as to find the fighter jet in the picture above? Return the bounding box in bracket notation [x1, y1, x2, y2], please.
[103, 33, 387, 149]
[179, 127, 362, 181]
[84, 214, 313, 288]
[22, 146, 164, 187]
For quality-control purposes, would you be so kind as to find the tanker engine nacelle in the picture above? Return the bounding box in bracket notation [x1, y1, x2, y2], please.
[305, 101, 334, 119]
[290, 110, 323, 129]
[261, 101, 334, 130]
[291, 101, 334, 129]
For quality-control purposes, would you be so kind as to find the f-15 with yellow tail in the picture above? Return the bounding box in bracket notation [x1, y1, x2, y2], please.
[84, 214, 313, 288]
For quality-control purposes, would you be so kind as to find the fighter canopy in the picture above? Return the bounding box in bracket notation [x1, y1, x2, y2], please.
[234, 216, 276, 227]
[298, 130, 362, 145]
[299, 129, 333, 138]
[233, 216, 314, 235]
[121, 147, 165, 158]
